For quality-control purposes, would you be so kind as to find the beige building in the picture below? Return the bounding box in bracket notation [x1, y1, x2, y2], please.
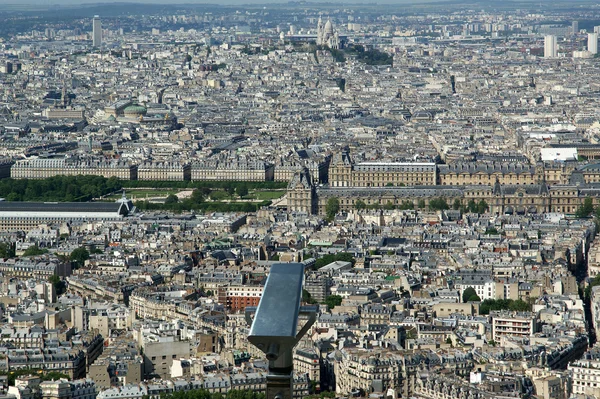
[43, 108, 85, 119]
[293, 347, 320, 390]
[438, 162, 538, 186]
[191, 160, 274, 182]
[137, 161, 190, 181]
[11, 158, 136, 180]
[329, 152, 436, 187]
[568, 349, 600, 398]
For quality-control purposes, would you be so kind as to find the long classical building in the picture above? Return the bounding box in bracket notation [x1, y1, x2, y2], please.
[191, 159, 274, 182]
[329, 152, 437, 187]
[11, 158, 137, 180]
[288, 169, 600, 216]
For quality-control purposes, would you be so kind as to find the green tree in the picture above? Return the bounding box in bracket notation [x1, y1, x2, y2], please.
[467, 199, 478, 213]
[302, 289, 317, 304]
[0, 242, 15, 259]
[23, 245, 48, 257]
[477, 200, 489, 214]
[384, 201, 395, 210]
[576, 197, 594, 218]
[164, 194, 179, 205]
[225, 186, 236, 196]
[324, 295, 343, 310]
[462, 287, 478, 303]
[399, 201, 414, 210]
[485, 227, 499, 235]
[70, 247, 90, 269]
[326, 197, 340, 221]
[429, 197, 449, 211]
[191, 189, 205, 203]
[48, 275, 65, 296]
[417, 199, 426, 209]
[355, 199, 367, 210]
[237, 184, 249, 198]
[479, 298, 532, 315]
[453, 198, 462, 210]
[468, 294, 481, 302]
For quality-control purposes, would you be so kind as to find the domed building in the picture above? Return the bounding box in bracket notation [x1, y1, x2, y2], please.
[123, 104, 147, 118]
[317, 17, 340, 49]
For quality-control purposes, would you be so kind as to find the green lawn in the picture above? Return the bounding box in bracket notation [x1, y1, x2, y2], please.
[106, 189, 179, 199]
[252, 190, 285, 200]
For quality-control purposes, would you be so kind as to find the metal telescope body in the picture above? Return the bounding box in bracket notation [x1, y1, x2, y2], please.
[245, 263, 317, 399]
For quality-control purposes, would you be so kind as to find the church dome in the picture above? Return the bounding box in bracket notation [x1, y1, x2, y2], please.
[324, 19, 333, 35]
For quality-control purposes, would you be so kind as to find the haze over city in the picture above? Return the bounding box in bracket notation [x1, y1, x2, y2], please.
[1, 1, 600, 399]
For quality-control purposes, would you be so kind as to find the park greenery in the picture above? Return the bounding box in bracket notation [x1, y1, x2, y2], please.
[479, 298, 531, 315]
[121, 180, 286, 190]
[327, 44, 393, 65]
[0, 176, 287, 203]
[135, 197, 272, 213]
[0, 175, 121, 202]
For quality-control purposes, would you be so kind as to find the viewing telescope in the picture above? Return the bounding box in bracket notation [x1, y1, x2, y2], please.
[245, 263, 317, 399]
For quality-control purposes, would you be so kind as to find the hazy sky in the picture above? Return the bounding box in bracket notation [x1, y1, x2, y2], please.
[1, 0, 554, 5]
[0, 0, 589, 10]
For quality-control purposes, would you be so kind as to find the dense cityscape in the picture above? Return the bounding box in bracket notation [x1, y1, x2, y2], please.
[2, 1, 600, 399]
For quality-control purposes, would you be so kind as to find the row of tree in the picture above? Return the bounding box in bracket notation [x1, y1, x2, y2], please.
[326, 197, 490, 218]
[0, 175, 122, 202]
[122, 180, 286, 190]
[0, 176, 287, 203]
[135, 199, 271, 213]
[462, 288, 532, 314]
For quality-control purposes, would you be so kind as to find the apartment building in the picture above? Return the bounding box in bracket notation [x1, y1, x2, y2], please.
[217, 284, 263, 311]
[491, 311, 537, 342]
[568, 348, 600, 397]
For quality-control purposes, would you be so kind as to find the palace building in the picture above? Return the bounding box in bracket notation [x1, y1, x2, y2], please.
[288, 168, 600, 216]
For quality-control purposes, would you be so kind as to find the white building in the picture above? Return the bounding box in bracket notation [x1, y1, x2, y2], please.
[491, 311, 537, 342]
[589, 32, 598, 54]
[544, 35, 557, 58]
[568, 348, 600, 397]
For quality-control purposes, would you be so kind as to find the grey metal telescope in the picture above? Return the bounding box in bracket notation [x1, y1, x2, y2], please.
[245, 263, 317, 399]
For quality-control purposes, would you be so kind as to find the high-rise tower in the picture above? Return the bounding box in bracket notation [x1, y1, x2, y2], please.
[92, 15, 102, 47]
[589, 33, 598, 54]
[544, 35, 557, 58]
